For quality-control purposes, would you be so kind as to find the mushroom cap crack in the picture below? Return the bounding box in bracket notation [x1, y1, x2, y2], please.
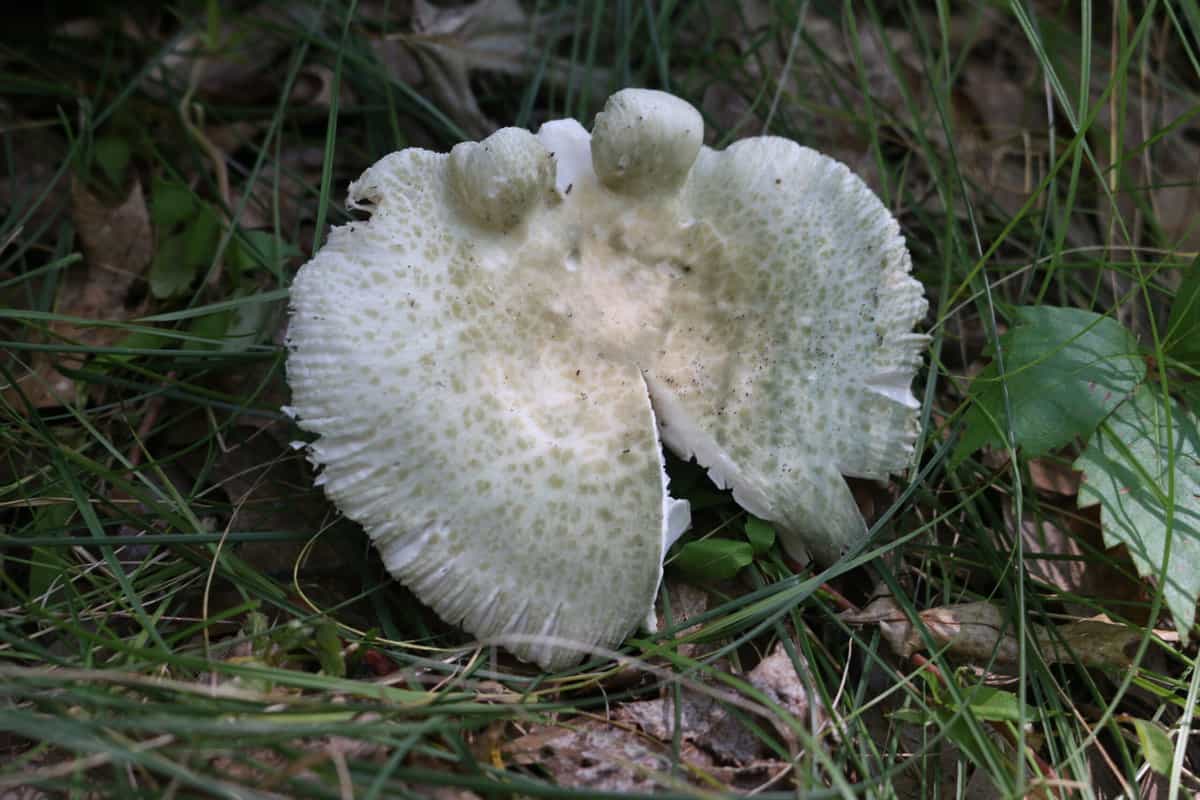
[285, 89, 928, 670]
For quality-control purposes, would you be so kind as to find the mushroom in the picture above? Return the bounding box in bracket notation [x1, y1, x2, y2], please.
[285, 89, 927, 670]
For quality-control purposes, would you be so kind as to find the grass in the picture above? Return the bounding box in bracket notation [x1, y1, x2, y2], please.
[2, 0, 1199, 797]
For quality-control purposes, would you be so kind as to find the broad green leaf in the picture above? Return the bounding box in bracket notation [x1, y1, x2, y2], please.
[1075, 386, 1200, 640]
[1132, 718, 1173, 775]
[744, 516, 776, 555]
[1165, 254, 1200, 367]
[891, 705, 1008, 775]
[93, 136, 131, 188]
[186, 308, 233, 349]
[230, 230, 302, 280]
[673, 538, 754, 581]
[960, 685, 1022, 723]
[955, 306, 1144, 463]
[149, 232, 192, 298]
[313, 620, 346, 677]
[218, 294, 280, 353]
[92, 328, 170, 371]
[149, 207, 222, 298]
[183, 205, 222, 262]
[150, 177, 198, 228]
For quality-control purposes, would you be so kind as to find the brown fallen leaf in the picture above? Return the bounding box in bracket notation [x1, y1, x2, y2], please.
[1003, 503, 1095, 597]
[843, 597, 1149, 669]
[505, 718, 675, 793]
[998, 500, 1145, 622]
[371, 0, 594, 139]
[745, 642, 833, 752]
[373, 0, 536, 138]
[616, 691, 766, 767]
[172, 422, 350, 579]
[5, 177, 153, 410]
[1027, 456, 1083, 496]
[146, 4, 320, 103]
[71, 177, 154, 286]
[614, 641, 831, 769]
[652, 578, 710, 658]
[506, 714, 787, 794]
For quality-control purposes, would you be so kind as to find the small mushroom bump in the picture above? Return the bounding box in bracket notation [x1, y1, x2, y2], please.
[285, 88, 927, 669]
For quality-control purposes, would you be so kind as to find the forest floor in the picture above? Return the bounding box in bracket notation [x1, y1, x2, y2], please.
[2, 2, 1200, 797]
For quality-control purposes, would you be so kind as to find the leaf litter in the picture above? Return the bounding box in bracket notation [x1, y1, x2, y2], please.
[4, 2, 1200, 797]
[4, 177, 152, 409]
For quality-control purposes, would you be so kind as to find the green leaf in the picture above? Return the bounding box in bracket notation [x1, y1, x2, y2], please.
[219, 295, 279, 353]
[29, 505, 74, 599]
[673, 538, 754, 581]
[93, 136, 131, 188]
[1132, 718, 1173, 776]
[186, 308, 232, 349]
[955, 306, 1145, 463]
[149, 232, 191, 299]
[149, 206, 222, 298]
[744, 516, 776, 555]
[313, 620, 346, 678]
[960, 685, 1022, 723]
[1165, 254, 1200, 367]
[150, 177, 198, 229]
[229, 230, 302, 280]
[92, 327, 170, 372]
[1074, 385, 1200, 640]
[183, 205, 222, 263]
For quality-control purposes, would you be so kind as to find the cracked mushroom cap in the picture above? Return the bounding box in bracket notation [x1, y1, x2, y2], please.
[286, 88, 927, 670]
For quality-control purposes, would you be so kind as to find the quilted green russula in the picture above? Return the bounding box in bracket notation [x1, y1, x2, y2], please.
[285, 88, 928, 670]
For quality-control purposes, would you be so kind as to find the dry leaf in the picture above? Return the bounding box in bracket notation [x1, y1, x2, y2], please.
[1027, 456, 1082, 496]
[616, 691, 765, 766]
[998, 500, 1145, 622]
[652, 578, 710, 658]
[147, 4, 320, 102]
[173, 423, 349, 578]
[745, 642, 833, 752]
[506, 714, 788, 794]
[505, 719, 673, 793]
[71, 177, 154, 283]
[1003, 504, 1094, 596]
[372, 0, 592, 138]
[375, 0, 535, 137]
[229, 144, 325, 234]
[614, 642, 831, 768]
[0, 130, 69, 247]
[4, 178, 152, 409]
[844, 596, 1148, 669]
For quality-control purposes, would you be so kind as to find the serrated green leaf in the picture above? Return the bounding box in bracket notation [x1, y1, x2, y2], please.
[955, 306, 1145, 463]
[1132, 718, 1173, 776]
[1165, 254, 1200, 367]
[673, 538, 754, 581]
[1075, 385, 1200, 641]
[744, 516, 775, 555]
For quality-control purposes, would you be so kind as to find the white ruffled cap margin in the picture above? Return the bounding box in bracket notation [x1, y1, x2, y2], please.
[285, 88, 926, 670]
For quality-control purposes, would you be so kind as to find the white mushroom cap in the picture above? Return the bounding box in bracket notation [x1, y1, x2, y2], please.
[286, 89, 926, 669]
